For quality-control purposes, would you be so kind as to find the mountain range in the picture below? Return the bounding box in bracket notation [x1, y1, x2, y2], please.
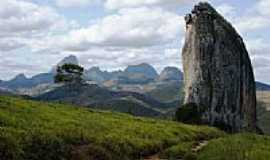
[0, 55, 183, 91]
[34, 83, 179, 117]
[1, 55, 269, 93]
[0, 55, 184, 117]
[0, 55, 270, 118]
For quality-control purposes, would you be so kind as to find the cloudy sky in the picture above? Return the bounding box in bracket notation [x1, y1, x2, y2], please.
[0, 0, 270, 83]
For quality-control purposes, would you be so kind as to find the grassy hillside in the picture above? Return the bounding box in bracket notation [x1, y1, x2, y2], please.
[256, 91, 270, 135]
[257, 91, 270, 111]
[0, 96, 224, 160]
[147, 81, 183, 103]
[35, 84, 173, 118]
[257, 101, 270, 135]
[198, 134, 270, 160]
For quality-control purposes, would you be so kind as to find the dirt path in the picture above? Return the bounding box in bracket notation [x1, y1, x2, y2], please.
[143, 140, 209, 160]
[143, 154, 160, 160]
[191, 140, 209, 153]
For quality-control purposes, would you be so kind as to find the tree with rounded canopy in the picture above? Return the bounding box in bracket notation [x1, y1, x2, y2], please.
[54, 63, 84, 84]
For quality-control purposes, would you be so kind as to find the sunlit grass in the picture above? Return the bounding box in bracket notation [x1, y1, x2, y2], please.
[198, 134, 270, 160]
[0, 96, 224, 160]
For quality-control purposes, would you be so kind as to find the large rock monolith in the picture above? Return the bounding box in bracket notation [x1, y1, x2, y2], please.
[182, 2, 257, 132]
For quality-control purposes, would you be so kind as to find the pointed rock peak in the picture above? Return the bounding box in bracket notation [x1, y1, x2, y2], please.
[158, 67, 183, 81]
[92, 66, 100, 70]
[88, 67, 102, 72]
[185, 2, 225, 26]
[162, 67, 181, 72]
[125, 63, 156, 71]
[13, 73, 27, 80]
[125, 63, 158, 78]
[57, 55, 79, 66]
[51, 55, 79, 74]
[137, 63, 152, 67]
[127, 63, 151, 68]
[193, 2, 215, 12]
[182, 2, 257, 132]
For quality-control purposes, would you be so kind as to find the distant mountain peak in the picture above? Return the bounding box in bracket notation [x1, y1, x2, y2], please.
[125, 63, 158, 78]
[158, 67, 183, 82]
[84, 66, 111, 82]
[57, 55, 79, 66]
[13, 73, 27, 81]
[51, 55, 79, 73]
[89, 66, 102, 72]
[163, 66, 180, 71]
[127, 63, 153, 68]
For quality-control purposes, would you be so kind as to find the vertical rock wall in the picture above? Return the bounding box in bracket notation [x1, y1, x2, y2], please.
[182, 2, 257, 132]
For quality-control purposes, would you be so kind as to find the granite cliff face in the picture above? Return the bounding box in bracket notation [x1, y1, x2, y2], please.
[182, 2, 257, 132]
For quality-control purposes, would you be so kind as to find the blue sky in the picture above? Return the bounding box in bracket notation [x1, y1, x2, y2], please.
[0, 0, 270, 84]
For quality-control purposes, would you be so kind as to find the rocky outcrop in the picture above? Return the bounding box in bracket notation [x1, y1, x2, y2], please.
[182, 2, 257, 132]
[56, 55, 79, 67]
[125, 63, 158, 79]
[157, 67, 183, 82]
[51, 55, 79, 73]
[118, 63, 158, 84]
[84, 67, 111, 83]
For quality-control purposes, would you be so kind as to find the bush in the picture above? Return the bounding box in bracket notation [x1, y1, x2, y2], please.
[22, 133, 68, 160]
[70, 144, 112, 160]
[0, 133, 22, 160]
[175, 103, 204, 125]
[183, 152, 197, 160]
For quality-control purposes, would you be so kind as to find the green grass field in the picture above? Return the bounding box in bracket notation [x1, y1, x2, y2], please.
[198, 134, 270, 160]
[0, 96, 223, 160]
[1, 96, 270, 160]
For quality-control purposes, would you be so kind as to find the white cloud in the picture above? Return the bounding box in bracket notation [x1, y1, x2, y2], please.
[55, 0, 101, 8]
[257, 0, 270, 16]
[212, 2, 270, 35]
[0, 38, 25, 51]
[238, 0, 270, 35]
[104, 0, 193, 10]
[216, 3, 236, 19]
[0, 51, 63, 80]
[235, 16, 270, 33]
[247, 39, 269, 54]
[164, 48, 179, 58]
[214, 3, 270, 34]
[225, 0, 270, 82]
[55, 0, 198, 9]
[252, 56, 270, 83]
[0, 0, 66, 37]
[0, 0, 69, 52]
[246, 38, 270, 83]
[59, 7, 183, 51]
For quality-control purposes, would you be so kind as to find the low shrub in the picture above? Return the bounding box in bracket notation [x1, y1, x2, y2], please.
[175, 103, 205, 125]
